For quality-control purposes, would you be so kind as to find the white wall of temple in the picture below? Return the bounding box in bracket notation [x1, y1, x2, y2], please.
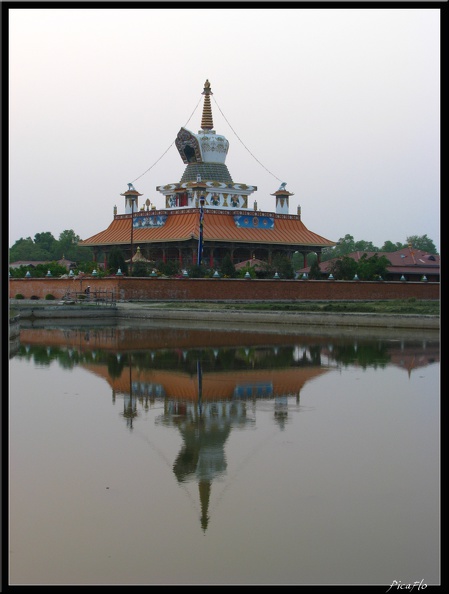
[165, 191, 253, 210]
[157, 183, 260, 211]
[123, 189, 290, 215]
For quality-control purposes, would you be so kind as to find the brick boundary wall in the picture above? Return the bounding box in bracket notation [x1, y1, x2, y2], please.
[9, 277, 440, 302]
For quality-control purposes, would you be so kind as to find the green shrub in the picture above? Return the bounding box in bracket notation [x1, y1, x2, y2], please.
[157, 260, 180, 277]
[220, 254, 237, 278]
[132, 261, 151, 277]
[30, 295, 40, 300]
[14, 293, 24, 299]
[186, 264, 208, 278]
[237, 266, 256, 279]
[45, 294, 56, 300]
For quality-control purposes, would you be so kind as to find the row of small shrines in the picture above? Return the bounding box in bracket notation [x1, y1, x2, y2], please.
[16, 263, 434, 283]
[19, 270, 433, 282]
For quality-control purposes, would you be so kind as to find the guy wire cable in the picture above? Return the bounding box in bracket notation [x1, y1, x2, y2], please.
[130, 96, 202, 185]
[212, 95, 284, 184]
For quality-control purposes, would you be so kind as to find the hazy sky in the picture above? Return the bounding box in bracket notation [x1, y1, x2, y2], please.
[8, 7, 440, 252]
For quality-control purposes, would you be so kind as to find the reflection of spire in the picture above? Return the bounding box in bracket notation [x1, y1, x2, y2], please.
[201, 79, 213, 130]
[172, 421, 231, 532]
[199, 480, 211, 532]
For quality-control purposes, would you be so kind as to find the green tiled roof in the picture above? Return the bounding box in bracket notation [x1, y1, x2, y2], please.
[180, 163, 233, 184]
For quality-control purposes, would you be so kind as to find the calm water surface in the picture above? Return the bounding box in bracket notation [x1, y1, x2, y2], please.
[8, 321, 440, 586]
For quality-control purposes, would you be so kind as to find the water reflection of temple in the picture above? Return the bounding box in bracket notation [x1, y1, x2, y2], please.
[109, 355, 322, 530]
[15, 326, 440, 532]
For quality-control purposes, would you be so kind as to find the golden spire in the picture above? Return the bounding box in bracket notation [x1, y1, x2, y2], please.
[201, 79, 213, 130]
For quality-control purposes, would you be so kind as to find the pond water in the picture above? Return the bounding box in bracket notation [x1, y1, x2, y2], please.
[8, 320, 440, 586]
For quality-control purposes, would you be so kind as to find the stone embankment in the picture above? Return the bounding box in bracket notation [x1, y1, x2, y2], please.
[11, 300, 440, 330]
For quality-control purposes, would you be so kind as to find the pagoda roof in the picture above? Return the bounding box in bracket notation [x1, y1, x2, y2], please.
[79, 208, 336, 248]
[125, 245, 152, 263]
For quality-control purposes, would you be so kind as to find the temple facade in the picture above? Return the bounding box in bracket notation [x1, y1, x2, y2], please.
[80, 80, 335, 270]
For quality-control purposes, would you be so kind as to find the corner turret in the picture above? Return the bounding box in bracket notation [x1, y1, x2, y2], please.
[271, 183, 294, 215]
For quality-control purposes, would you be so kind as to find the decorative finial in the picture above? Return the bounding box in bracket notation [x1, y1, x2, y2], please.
[202, 79, 212, 96]
[278, 182, 287, 191]
[128, 182, 136, 191]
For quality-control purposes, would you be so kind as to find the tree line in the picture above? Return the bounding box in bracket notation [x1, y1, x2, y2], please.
[319, 234, 437, 260]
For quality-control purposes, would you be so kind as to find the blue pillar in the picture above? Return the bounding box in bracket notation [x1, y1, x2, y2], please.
[197, 197, 205, 266]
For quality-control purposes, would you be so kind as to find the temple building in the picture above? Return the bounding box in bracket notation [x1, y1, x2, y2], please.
[80, 80, 335, 270]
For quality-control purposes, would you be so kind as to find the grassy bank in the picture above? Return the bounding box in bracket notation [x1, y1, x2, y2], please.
[160, 299, 440, 316]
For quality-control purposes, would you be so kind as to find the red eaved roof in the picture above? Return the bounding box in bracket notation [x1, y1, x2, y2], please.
[9, 258, 76, 269]
[298, 247, 440, 276]
[80, 208, 336, 248]
[234, 258, 268, 270]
